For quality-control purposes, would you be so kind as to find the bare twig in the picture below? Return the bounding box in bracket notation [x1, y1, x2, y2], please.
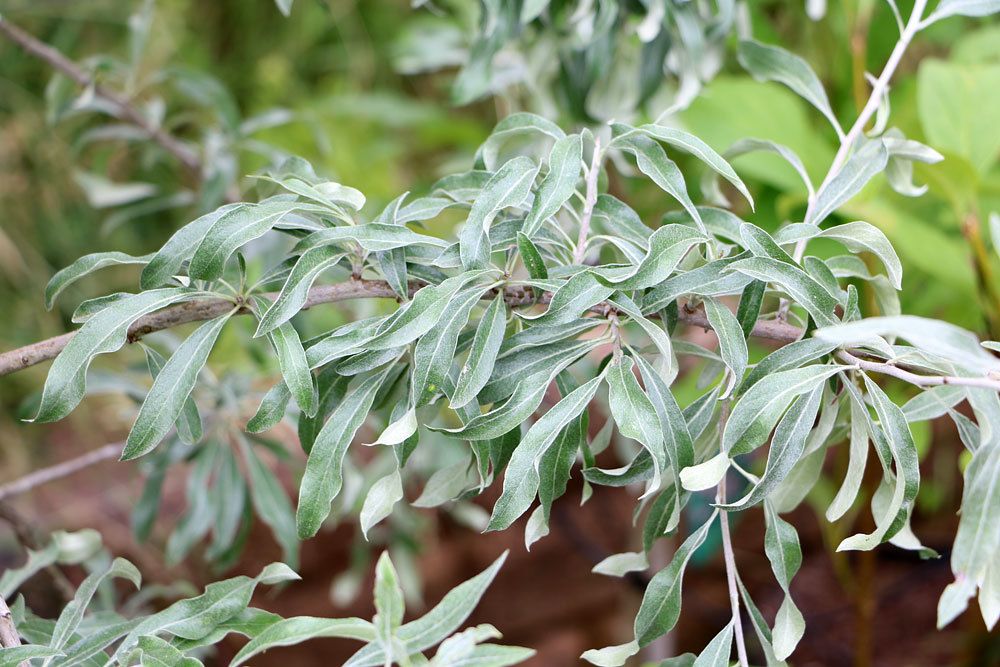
[573, 137, 602, 265]
[0, 595, 28, 667]
[793, 0, 928, 263]
[836, 350, 1000, 392]
[0, 443, 121, 502]
[0, 18, 202, 175]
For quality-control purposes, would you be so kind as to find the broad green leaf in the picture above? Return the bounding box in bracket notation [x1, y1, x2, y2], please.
[141, 204, 241, 289]
[488, 371, 605, 530]
[33, 288, 197, 423]
[344, 552, 508, 667]
[294, 223, 449, 254]
[726, 256, 839, 326]
[634, 512, 717, 646]
[736, 279, 766, 339]
[703, 297, 748, 398]
[240, 438, 299, 569]
[46, 251, 153, 310]
[720, 384, 824, 511]
[230, 617, 375, 667]
[806, 138, 888, 225]
[297, 365, 394, 538]
[460, 156, 539, 270]
[123, 313, 233, 460]
[612, 129, 704, 231]
[254, 246, 345, 336]
[452, 294, 507, 409]
[723, 365, 843, 455]
[411, 288, 482, 407]
[521, 134, 583, 238]
[738, 39, 841, 136]
[360, 470, 404, 539]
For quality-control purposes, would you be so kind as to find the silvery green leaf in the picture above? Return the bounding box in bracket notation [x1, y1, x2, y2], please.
[274, 0, 293, 15]
[537, 374, 587, 522]
[189, 200, 305, 280]
[367, 407, 417, 447]
[45, 251, 153, 310]
[642, 253, 753, 314]
[460, 156, 539, 270]
[703, 297, 748, 398]
[360, 470, 404, 539]
[634, 512, 717, 646]
[432, 170, 491, 202]
[33, 288, 197, 423]
[122, 312, 233, 460]
[366, 271, 494, 351]
[452, 294, 507, 409]
[254, 246, 345, 336]
[297, 365, 394, 538]
[693, 621, 734, 667]
[740, 223, 796, 264]
[815, 316, 1000, 373]
[826, 394, 870, 522]
[71, 292, 131, 323]
[737, 577, 785, 667]
[117, 563, 299, 656]
[247, 382, 291, 433]
[777, 221, 902, 290]
[374, 551, 405, 641]
[739, 338, 836, 395]
[1, 646, 64, 664]
[143, 345, 201, 444]
[398, 196, 459, 224]
[679, 452, 730, 492]
[837, 377, 920, 551]
[130, 634, 201, 666]
[498, 319, 599, 357]
[412, 288, 483, 407]
[612, 129, 704, 232]
[736, 279, 766, 339]
[737, 39, 842, 136]
[141, 204, 241, 289]
[724, 138, 814, 200]
[344, 552, 508, 667]
[806, 139, 888, 226]
[413, 459, 478, 508]
[592, 194, 652, 248]
[592, 225, 705, 291]
[266, 319, 317, 417]
[263, 176, 364, 212]
[49, 558, 141, 651]
[924, 0, 1000, 24]
[726, 256, 839, 326]
[478, 113, 565, 170]
[516, 233, 548, 284]
[520, 271, 613, 327]
[521, 134, 583, 238]
[442, 370, 551, 442]
[902, 385, 966, 422]
[724, 365, 843, 456]
[614, 295, 677, 383]
[764, 501, 805, 660]
[306, 316, 385, 368]
[230, 617, 375, 667]
[488, 371, 605, 530]
[480, 339, 598, 404]
[592, 551, 649, 579]
[803, 255, 843, 302]
[721, 384, 823, 511]
[240, 438, 299, 569]
[636, 124, 753, 208]
[294, 223, 449, 255]
[608, 356, 666, 495]
[581, 641, 639, 667]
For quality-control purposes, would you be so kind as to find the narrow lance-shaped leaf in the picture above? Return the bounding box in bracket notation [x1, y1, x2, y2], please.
[451, 294, 507, 409]
[727, 256, 839, 326]
[230, 617, 376, 667]
[411, 288, 483, 407]
[293, 223, 450, 254]
[297, 365, 395, 539]
[516, 232, 548, 283]
[634, 512, 718, 647]
[33, 288, 197, 423]
[141, 204, 241, 289]
[45, 251, 153, 310]
[592, 224, 705, 291]
[737, 39, 842, 137]
[373, 551, 404, 640]
[246, 381, 291, 434]
[143, 345, 202, 444]
[460, 156, 539, 270]
[826, 394, 870, 521]
[254, 246, 345, 336]
[239, 437, 300, 569]
[343, 552, 508, 667]
[49, 558, 141, 651]
[359, 470, 404, 540]
[266, 319, 317, 418]
[488, 370, 606, 531]
[521, 133, 583, 238]
[520, 271, 613, 327]
[703, 297, 748, 398]
[122, 311, 234, 460]
[764, 501, 805, 660]
[607, 356, 666, 495]
[806, 139, 889, 225]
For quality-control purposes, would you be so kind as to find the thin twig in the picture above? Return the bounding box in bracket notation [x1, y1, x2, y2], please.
[0, 18, 202, 175]
[0, 443, 121, 502]
[793, 0, 928, 263]
[573, 137, 602, 265]
[837, 350, 1000, 392]
[0, 595, 28, 667]
[717, 474, 750, 667]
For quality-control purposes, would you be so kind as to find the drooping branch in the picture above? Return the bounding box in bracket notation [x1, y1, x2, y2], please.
[0, 17, 202, 174]
[0, 443, 121, 502]
[0, 279, 805, 378]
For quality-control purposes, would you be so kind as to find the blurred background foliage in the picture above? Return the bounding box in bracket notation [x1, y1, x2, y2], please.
[1, 1, 999, 664]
